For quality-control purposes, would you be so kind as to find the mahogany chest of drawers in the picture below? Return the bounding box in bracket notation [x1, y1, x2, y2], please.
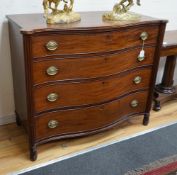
[7, 12, 167, 161]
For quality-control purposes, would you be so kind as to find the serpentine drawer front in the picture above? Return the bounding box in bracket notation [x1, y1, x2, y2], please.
[33, 47, 155, 85]
[7, 12, 167, 160]
[35, 91, 148, 140]
[33, 67, 152, 113]
[32, 26, 159, 58]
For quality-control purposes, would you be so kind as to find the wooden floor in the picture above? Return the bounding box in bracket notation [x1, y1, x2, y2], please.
[1, 100, 177, 175]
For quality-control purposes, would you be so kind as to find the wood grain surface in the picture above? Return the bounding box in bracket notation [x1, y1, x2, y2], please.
[161, 30, 177, 56]
[33, 47, 155, 85]
[7, 12, 167, 34]
[31, 26, 158, 58]
[0, 100, 177, 175]
[7, 12, 167, 160]
[33, 67, 152, 113]
[35, 91, 148, 140]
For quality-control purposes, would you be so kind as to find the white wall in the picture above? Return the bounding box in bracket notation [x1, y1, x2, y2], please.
[0, 0, 177, 125]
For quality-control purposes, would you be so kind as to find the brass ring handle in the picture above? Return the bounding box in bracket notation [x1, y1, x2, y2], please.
[138, 55, 145, 62]
[48, 120, 59, 129]
[140, 32, 148, 41]
[46, 40, 58, 51]
[46, 66, 59, 76]
[131, 100, 139, 108]
[47, 93, 59, 102]
[133, 76, 142, 84]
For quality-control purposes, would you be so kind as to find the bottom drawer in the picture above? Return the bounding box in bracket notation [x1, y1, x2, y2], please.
[35, 91, 149, 140]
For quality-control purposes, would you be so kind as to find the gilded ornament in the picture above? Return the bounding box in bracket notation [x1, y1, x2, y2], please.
[43, 0, 81, 24]
[103, 0, 141, 21]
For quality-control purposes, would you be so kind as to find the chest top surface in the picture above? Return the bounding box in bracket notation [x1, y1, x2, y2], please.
[7, 11, 167, 34]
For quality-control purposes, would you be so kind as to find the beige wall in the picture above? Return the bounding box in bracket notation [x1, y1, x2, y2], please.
[0, 0, 177, 125]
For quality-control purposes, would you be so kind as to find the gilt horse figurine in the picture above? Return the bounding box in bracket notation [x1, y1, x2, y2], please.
[43, 0, 74, 17]
[43, 0, 80, 24]
[114, 0, 141, 14]
[103, 0, 141, 21]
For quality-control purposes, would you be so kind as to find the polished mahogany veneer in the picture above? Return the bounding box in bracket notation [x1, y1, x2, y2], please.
[31, 25, 159, 58]
[7, 12, 167, 161]
[35, 91, 149, 141]
[33, 67, 152, 113]
[33, 47, 155, 85]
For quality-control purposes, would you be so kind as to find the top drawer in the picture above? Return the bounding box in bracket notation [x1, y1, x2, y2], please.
[31, 25, 159, 58]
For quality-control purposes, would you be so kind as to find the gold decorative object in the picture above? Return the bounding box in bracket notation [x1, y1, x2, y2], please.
[46, 66, 59, 76]
[46, 40, 58, 51]
[140, 32, 148, 41]
[103, 0, 141, 21]
[131, 100, 139, 108]
[137, 31, 148, 62]
[133, 76, 142, 84]
[43, 0, 81, 24]
[48, 120, 59, 129]
[138, 55, 145, 62]
[47, 93, 59, 102]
